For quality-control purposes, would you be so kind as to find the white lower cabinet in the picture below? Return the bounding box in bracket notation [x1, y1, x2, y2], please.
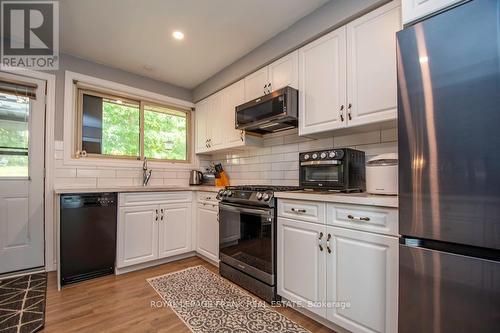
[277, 218, 326, 317]
[158, 204, 192, 258]
[118, 205, 159, 268]
[196, 202, 219, 263]
[326, 226, 398, 333]
[117, 192, 193, 269]
[277, 200, 398, 333]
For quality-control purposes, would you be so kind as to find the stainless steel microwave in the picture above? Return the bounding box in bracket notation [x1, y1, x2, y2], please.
[235, 86, 298, 134]
[299, 148, 366, 192]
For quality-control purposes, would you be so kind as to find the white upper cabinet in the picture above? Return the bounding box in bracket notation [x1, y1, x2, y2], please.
[244, 67, 269, 101]
[326, 226, 398, 333]
[195, 98, 209, 153]
[299, 26, 347, 136]
[223, 79, 246, 145]
[209, 92, 224, 149]
[346, 1, 401, 127]
[402, 0, 462, 24]
[268, 50, 299, 91]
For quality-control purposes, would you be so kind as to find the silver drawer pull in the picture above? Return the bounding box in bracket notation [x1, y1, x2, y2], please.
[347, 214, 370, 222]
[318, 232, 323, 251]
[291, 208, 306, 213]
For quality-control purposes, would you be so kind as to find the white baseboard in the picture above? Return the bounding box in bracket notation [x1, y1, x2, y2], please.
[115, 252, 196, 275]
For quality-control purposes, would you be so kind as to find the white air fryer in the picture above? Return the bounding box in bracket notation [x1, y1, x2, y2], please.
[366, 153, 398, 195]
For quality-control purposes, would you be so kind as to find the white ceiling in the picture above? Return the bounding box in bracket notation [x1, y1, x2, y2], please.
[60, 0, 330, 89]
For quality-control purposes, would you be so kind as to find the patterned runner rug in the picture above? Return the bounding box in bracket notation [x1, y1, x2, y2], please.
[0, 273, 47, 333]
[148, 266, 309, 333]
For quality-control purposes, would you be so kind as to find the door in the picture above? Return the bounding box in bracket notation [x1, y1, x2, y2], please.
[244, 67, 269, 101]
[196, 204, 219, 262]
[222, 80, 246, 146]
[218, 203, 275, 285]
[117, 205, 158, 268]
[269, 50, 299, 91]
[277, 217, 326, 317]
[158, 203, 192, 258]
[299, 26, 347, 135]
[326, 226, 398, 333]
[397, 0, 500, 249]
[195, 98, 209, 153]
[399, 243, 500, 333]
[0, 73, 45, 274]
[346, 1, 401, 127]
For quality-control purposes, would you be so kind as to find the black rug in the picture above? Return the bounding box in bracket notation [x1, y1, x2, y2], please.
[0, 273, 47, 333]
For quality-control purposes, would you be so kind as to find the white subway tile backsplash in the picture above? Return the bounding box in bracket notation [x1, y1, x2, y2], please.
[298, 137, 334, 152]
[271, 143, 298, 154]
[55, 177, 97, 189]
[54, 168, 76, 178]
[334, 131, 380, 147]
[77, 168, 116, 178]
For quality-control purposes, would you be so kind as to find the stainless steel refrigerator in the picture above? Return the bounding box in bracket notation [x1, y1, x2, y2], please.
[397, 0, 500, 332]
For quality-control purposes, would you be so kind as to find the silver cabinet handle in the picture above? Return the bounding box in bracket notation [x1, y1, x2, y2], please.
[291, 208, 306, 213]
[347, 214, 370, 222]
[347, 103, 352, 120]
[160, 208, 164, 221]
[340, 104, 345, 122]
[155, 209, 159, 221]
[326, 233, 332, 254]
[318, 232, 324, 251]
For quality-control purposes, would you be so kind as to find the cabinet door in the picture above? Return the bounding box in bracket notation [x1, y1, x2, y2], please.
[209, 92, 224, 149]
[298, 27, 347, 136]
[244, 67, 269, 101]
[326, 226, 398, 333]
[158, 203, 192, 258]
[223, 80, 246, 145]
[196, 204, 219, 262]
[402, 0, 462, 24]
[277, 218, 327, 317]
[269, 50, 299, 91]
[117, 206, 158, 268]
[346, 1, 401, 127]
[195, 99, 209, 153]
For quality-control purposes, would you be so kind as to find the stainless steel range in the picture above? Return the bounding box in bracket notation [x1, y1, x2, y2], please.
[217, 185, 300, 303]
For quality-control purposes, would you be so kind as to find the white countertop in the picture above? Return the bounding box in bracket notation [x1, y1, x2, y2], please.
[275, 191, 398, 208]
[54, 185, 222, 194]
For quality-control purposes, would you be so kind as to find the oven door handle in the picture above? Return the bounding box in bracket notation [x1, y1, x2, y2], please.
[219, 203, 272, 217]
[300, 160, 342, 166]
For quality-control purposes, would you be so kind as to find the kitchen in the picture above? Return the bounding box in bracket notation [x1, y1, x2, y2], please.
[0, 0, 498, 332]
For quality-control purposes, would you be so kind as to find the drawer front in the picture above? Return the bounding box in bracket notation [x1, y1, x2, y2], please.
[197, 191, 218, 204]
[119, 191, 192, 207]
[327, 203, 398, 236]
[278, 199, 325, 224]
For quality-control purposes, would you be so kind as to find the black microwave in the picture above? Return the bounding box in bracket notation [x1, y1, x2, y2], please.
[299, 148, 366, 192]
[235, 86, 298, 134]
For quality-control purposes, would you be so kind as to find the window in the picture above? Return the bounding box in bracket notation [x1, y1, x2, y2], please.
[0, 92, 30, 177]
[76, 87, 189, 162]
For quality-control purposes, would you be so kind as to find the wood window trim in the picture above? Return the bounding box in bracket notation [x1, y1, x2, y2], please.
[74, 85, 191, 163]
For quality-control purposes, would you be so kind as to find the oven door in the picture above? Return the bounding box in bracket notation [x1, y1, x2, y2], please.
[300, 160, 345, 189]
[219, 203, 275, 285]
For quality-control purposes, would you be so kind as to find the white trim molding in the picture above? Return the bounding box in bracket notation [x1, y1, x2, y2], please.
[62, 70, 197, 169]
[0, 68, 57, 272]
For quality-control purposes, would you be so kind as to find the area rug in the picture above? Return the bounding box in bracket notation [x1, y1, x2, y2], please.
[0, 273, 47, 333]
[147, 266, 309, 333]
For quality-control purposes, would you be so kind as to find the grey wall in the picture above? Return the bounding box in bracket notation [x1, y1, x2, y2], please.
[51, 54, 192, 140]
[192, 0, 390, 102]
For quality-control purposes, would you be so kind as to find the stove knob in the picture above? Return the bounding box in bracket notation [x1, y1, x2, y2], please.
[226, 190, 233, 197]
[256, 192, 263, 200]
[304, 154, 310, 160]
[312, 153, 318, 159]
[329, 151, 336, 158]
[263, 193, 271, 201]
[320, 152, 327, 159]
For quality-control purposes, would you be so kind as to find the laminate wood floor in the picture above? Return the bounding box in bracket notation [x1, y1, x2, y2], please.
[41, 256, 335, 333]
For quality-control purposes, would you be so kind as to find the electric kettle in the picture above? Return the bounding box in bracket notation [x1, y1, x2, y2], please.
[189, 170, 203, 185]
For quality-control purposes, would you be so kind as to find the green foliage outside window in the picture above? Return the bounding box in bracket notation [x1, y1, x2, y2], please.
[102, 101, 140, 157]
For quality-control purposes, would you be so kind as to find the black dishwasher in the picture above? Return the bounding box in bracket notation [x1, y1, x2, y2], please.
[60, 193, 117, 285]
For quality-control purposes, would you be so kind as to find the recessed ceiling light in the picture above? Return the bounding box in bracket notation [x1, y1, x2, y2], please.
[172, 31, 184, 40]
